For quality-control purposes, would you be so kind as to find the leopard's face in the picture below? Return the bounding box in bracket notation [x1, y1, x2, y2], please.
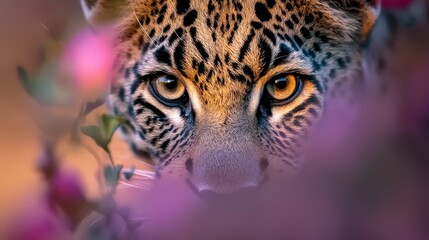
[82, 0, 378, 193]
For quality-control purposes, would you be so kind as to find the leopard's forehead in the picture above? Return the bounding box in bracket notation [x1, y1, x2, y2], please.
[119, 0, 360, 109]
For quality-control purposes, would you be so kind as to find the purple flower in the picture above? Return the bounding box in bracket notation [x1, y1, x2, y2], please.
[382, 0, 414, 9]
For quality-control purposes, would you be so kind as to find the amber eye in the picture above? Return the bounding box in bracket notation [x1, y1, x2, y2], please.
[266, 74, 303, 104]
[151, 76, 186, 103]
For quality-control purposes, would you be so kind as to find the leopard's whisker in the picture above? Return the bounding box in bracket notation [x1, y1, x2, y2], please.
[133, 169, 155, 178]
[86, 215, 104, 230]
[118, 181, 152, 191]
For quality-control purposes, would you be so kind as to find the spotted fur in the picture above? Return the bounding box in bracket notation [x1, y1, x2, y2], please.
[80, 0, 426, 193]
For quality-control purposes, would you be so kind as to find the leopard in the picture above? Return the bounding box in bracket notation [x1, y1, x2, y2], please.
[80, 0, 428, 194]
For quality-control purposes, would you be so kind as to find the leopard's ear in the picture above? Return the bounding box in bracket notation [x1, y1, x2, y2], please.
[324, 0, 381, 39]
[80, 0, 130, 26]
[360, 0, 381, 39]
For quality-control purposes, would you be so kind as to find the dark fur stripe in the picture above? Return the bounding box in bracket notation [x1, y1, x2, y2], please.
[273, 43, 292, 67]
[288, 94, 321, 116]
[131, 77, 144, 94]
[168, 28, 184, 45]
[239, 30, 256, 61]
[183, 9, 198, 26]
[154, 46, 172, 66]
[263, 28, 277, 45]
[174, 40, 188, 77]
[190, 27, 210, 60]
[258, 39, 272, 76]
[133, 97, 166, 118]
[160, 139, 170, 152]
[176, 0, 190, 15]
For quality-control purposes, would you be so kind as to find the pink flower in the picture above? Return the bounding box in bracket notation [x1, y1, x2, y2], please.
[382, 0, 414, 9]
[7, 192, 70, 240]
[48, 169, 92, 230]
[62, 29, 116, 95]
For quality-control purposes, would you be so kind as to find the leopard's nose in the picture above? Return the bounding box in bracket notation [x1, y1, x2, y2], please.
[187, 178, 261, 196]
[187, 178, 260, 202]
[185, 154, 268, 194]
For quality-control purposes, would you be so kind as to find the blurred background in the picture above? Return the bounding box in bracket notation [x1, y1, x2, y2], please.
[0, 0, 145, 235]
[0, 0, 81, 226]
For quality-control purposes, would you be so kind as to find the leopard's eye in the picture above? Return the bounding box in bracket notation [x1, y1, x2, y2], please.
[151, 76, 186, 103]
[266, 74, 303, 104]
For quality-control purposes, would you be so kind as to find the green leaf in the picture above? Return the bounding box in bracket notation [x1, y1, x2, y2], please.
[99, 114, 126, 143]
[17, 66, 35, 99]
[80, 125, 109, 153]
[103, 164, 123, 187]
[80, 114, 126, 153]
[16, 65, 69, 105]
[122, 165, 136, 181]
[17, 66, 29, 86]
